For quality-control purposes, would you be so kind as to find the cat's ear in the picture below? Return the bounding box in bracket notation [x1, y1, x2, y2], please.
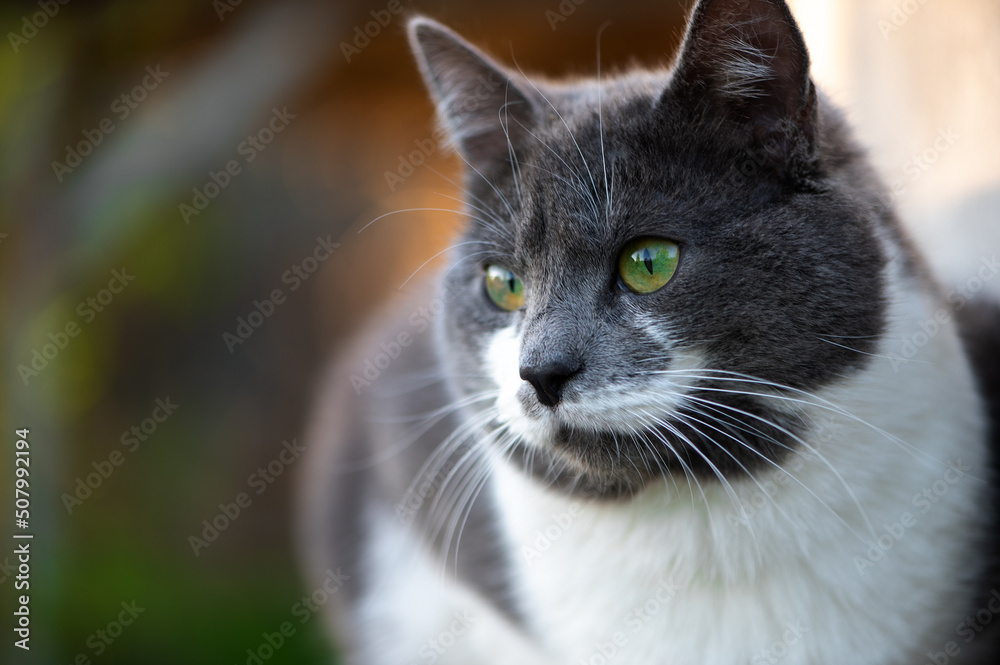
[408, 17, 538, 172]
[667, 0, 817, 166]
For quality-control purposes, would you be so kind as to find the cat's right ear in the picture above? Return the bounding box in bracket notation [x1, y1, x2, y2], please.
[408, 17, 538, 173]
[666, 0, 817, 175]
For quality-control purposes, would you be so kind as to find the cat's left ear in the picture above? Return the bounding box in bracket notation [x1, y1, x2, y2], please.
[408, 17, 539, 173]
[666, 0, 817, 169]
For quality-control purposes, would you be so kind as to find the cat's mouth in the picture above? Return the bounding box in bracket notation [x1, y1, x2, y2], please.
[493, 384, 800, 496]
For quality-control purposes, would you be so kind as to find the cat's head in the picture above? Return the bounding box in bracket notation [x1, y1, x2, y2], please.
[409, 0, 893, 497]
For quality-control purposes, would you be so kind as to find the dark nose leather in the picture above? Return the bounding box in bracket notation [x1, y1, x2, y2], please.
[520, 358, 580, 407]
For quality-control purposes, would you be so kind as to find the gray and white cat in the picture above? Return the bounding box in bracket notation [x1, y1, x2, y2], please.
[297, 0, 1000, 663]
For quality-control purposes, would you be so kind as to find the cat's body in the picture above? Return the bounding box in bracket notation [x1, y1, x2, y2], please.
[297, 1, 1000, 663]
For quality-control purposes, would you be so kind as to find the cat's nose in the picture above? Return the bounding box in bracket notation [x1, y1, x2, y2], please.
[520, 358, 580, 407]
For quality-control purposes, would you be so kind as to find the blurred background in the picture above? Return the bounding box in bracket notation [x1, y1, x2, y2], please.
[0, 0, 996, 663]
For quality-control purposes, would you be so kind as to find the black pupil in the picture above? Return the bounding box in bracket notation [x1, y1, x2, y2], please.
[506, 274, 516, 293]
[642, 248, 654, 275]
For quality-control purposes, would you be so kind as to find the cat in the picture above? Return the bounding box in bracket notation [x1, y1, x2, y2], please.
[296, 0, 1000, 663]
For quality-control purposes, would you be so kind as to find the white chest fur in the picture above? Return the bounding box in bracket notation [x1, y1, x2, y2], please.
[489, 282, 990, 665]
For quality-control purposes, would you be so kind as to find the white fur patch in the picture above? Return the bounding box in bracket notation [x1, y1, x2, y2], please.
[356, 509, 550, 664]
[484, 324, 554, 446]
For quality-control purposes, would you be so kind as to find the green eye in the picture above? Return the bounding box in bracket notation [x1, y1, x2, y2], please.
[618, 238, 680, 294]
[484, 265, 525, 311]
